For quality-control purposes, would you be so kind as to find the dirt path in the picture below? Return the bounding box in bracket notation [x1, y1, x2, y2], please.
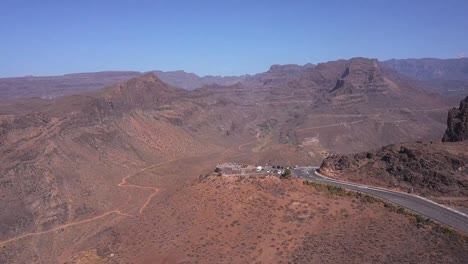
[255, 100, 315, 105]
[296, 120, 365, 132]
[1, 147, 252, 246]
[410, 107, 449, 112]
[0, 158, 180, 246]
[238, 140, 258, 151]
[216, 137, 260, 164]
[0, 209, 132, 247]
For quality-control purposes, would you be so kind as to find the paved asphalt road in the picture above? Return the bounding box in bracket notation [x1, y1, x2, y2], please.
[294, 167, 468, 234]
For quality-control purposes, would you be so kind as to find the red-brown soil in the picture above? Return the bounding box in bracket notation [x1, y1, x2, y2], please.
[1, 59, 466, 263]
[5, 171, 468, 263]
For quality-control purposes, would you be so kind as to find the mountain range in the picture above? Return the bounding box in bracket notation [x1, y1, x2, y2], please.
[2, 58, 467, 100]
[1, 57, 467, 263]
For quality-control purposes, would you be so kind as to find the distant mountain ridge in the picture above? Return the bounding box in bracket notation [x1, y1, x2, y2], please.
[382, 58, 468, 97]
[382, 58, 468, 81]
[2, 58, 467, 99]
[0, 70, 245, 99]
[152, 70, 246, 90]
[0, 71, 141, 100]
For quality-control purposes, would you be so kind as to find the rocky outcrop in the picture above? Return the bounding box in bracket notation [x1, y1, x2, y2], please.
[319, 142, 468, 196]
[443, 96, 468, 142]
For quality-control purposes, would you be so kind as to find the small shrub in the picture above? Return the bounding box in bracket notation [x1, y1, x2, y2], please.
[303, 180, 326, 191]
[340, 208, 349, 218]
[384, 203, 397, 212]
[360, 194, 378, 203]
[281, 169, 292, 179]
[441, 226, 454, 234]
[326, 185, 347, 196]
[414, 215, 432, 228]
[396, 207, 405, 214]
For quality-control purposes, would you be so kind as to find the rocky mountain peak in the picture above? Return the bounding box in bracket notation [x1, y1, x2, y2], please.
[104, 72, 180, 97]
[442, 96, 468, 142]
[328, 58, 384, 94]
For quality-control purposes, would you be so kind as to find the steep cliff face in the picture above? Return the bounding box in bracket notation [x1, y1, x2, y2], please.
[443, 96, 468, 142]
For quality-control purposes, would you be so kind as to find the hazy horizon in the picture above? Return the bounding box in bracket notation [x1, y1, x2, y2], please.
[2, 56, 468, 79]
[1, 0, 468, 77]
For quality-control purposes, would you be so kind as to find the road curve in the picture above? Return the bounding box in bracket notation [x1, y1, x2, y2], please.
[294, 167, 468, 234]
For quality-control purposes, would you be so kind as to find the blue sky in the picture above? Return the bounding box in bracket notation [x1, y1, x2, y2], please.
[1, 0, 467, 77]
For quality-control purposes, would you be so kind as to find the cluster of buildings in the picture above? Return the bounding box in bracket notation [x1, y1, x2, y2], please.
[216, 162, 294, 176]
[215, 162, 254, 175]
[255, 165, 286, 175]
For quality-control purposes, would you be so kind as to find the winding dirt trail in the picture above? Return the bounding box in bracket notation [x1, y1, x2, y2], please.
[216, 137, 260, 164]
[116, 158, 179, 214]
[238, 140, 258, 151]
[296, 120, 365, 132]
[0, 158, 179, 246]
[0, 209, 132, 247]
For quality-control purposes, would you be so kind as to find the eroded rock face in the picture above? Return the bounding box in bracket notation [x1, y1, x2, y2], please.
[443, 96, 468, 142]
[319, 142, 468, 197]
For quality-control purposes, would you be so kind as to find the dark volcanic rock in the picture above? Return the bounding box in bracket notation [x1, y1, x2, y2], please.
[443, 96, 468, 142]
[319, 142, 468, 196]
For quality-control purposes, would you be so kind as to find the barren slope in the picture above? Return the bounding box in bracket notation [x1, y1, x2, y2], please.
[1, 59, 464, 263]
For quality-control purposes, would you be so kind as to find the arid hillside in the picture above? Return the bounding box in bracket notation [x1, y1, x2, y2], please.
[0, 74, 219, 249]
[2, 58, 452, 162]
[2, 173, 467, 263]
[1, 59, 465, 263]
[237, 58, 451, 161]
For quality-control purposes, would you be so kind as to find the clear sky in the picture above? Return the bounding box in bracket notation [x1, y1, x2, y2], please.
[1, 0, 467, 77]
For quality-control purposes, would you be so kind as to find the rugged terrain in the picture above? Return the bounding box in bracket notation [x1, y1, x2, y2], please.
[6, 57, 468, 100]
[319, 141, 468, 197]
[319, 96, 468, 209]
[1, 58, 466, 263]
[1, 58, 453, 162]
